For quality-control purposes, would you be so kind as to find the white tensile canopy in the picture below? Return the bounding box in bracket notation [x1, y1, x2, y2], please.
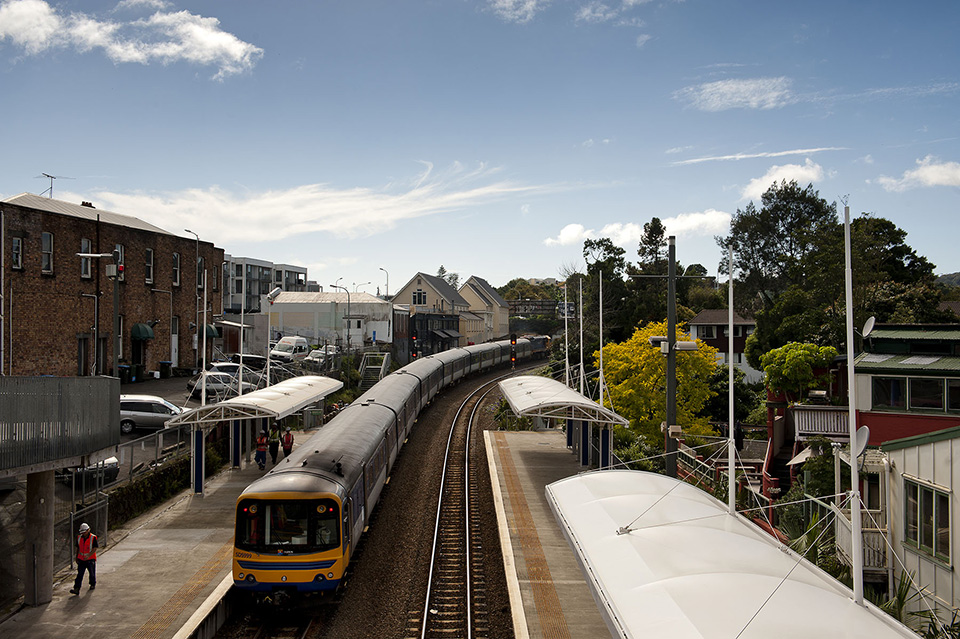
[167, 375, 343, 427]
[546, 470, 918, 639]
[499, 375, 628, 426]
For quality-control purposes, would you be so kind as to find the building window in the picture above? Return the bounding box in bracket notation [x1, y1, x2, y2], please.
[80, 238, 92, 278]
[413, 289, 426, 305]
[213, 265, 219, 291]
[11, 237, 23, 270]
[948, 380, 960, 413]
[172, 315, 179, 336]
[905, 479, 950, 563]
[235, 263, 242, 277]
[700, 325, 716, 339]
[722, 326, 743, 338]
[872, 377, 906, 410]
[41, 232, 54, 273]
[172, 252, 181, 286]
[909, 378, 944, 411]
[145, 248, 154, 284]
[197, 256, 204, 288]
[275, 269, 282, 283]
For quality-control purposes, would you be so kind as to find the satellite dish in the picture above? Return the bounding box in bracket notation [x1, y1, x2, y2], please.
[853, 425, 871, 458]
[862, 316, 876, 338]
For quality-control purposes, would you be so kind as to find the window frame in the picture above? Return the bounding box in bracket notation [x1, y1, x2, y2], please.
[11, 237, 23, 270]
[700, 325, 717, 339]
[172, 252, 181, 287]
[80, 238, 92, 278]
[145, 248, 154, 284]
[41, 231, 54, 274]
[904, 477, 951, 564]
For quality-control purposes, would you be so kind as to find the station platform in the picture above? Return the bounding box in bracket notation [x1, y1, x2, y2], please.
[1, 429, 606, 639]
[0, 461, 261, 639]
[485, 429, 607, 639]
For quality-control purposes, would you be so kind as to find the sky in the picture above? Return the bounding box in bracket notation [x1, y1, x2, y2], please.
[1, 0, 958, 294]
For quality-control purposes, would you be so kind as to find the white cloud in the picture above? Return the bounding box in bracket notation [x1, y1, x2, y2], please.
[877, 156, 960, 192]
[64, 164, 554, 245]
[741, 158, 824, 201]
[674, 146, 845, 165]
[635, 33, 651, 47]
[0, 0, 262, 79]
[489, 0, 550, 23]
[543, 209, 730, 248]
[0, 0, 62, 55]
[576, 1, 618, 23]
[544, 223, 592, 246]
[674, 77, 794, 111]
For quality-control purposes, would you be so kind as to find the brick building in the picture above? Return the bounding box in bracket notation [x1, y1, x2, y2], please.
[1, 193, 223, 377]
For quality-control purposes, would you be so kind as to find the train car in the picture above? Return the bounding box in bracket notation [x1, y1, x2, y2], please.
[233, 337, 533, 602]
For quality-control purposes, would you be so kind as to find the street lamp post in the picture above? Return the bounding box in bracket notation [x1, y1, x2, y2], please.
[185, 229, 199, 366]
[379, 267, 389, 297]
[330, 284, 351, 352]
[150, 289, 174, 364]
[353, 281, 370, 293]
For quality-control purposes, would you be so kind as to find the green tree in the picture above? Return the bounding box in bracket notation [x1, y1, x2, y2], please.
[436, 265, 459, 289]
[600, 321, 718, 452]
[760, 342, 838, 402]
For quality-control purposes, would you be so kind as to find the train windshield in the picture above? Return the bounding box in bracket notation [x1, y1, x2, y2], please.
[236, 499, 340, 553]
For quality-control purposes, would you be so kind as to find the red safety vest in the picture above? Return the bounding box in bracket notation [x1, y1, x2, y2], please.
[77, 533, 97, 561]
[256, 435, 268, 452]
[282, 432, 294, 449]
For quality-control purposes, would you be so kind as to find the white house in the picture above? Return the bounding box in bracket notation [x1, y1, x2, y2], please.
[265, 291, 392, 351]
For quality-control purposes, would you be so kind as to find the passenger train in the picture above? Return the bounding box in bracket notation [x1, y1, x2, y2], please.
[233, 337, 543, 600]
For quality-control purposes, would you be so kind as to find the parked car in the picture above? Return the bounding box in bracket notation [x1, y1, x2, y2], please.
[119, 395, 184, 434]
[57, 456, 120, 484]
[187, 372, 257, 399]
[270, 336, 310, 363]
[230, 353, 268, 370]
[189, 362, 263, 388]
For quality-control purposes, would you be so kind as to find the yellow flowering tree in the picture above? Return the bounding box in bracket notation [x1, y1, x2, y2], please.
[597, 321, 719, 452]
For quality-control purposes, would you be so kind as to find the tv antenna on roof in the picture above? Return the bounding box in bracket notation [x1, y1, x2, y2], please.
[35, 173, 75, 198]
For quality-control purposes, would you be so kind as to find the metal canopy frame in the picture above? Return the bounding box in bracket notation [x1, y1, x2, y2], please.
[498, 375, 628, 426]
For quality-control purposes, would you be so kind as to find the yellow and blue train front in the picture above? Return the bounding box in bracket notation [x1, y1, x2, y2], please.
[233, 494, 345, 593]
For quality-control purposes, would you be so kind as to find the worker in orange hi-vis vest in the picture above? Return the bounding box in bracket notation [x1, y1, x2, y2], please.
[70, 523, 98, 594]
[281, 427, 294, 458]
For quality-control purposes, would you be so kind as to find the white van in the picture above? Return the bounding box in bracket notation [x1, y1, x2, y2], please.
[270, 336, 310, 363]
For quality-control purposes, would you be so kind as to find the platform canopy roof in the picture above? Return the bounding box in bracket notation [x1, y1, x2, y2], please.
[546, 470, 917, 639]
[498, 375, 628, 426]
[167, 375, 343, 428]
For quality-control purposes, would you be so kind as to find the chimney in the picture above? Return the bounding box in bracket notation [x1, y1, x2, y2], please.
[81, 201, 95, 208]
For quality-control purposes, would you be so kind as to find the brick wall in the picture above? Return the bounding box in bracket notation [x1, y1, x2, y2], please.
[2, 202, 224, 376]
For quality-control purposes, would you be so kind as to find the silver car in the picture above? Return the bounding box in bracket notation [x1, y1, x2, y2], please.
[187, 371, 257, 399]
[119, 395, 184, 434]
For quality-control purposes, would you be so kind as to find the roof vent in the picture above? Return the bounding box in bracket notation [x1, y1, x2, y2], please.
[81, 201, 95, 208]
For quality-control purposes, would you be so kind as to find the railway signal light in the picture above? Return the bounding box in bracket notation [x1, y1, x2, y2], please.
[510, 333, 517, 345]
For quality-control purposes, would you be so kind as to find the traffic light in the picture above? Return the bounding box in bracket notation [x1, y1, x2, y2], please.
[112, 249, 121, 263]
[510, 333, 517, 346]
[412, 351, 418, 359]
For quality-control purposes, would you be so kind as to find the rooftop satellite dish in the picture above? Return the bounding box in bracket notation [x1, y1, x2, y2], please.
[862, 316, 876, 338]
[853, 425, 871, 459]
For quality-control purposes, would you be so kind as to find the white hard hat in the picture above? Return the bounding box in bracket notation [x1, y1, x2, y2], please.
[79, 523, 90, 532]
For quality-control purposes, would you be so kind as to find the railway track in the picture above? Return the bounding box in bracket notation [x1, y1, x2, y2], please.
[414, 376, 506, 639]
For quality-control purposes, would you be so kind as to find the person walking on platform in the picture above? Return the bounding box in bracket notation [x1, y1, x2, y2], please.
[255, 429, 268, 470]
[281, 426, 294, 458]
[70, 523, 98, 594]
[268, 423, 281, 464]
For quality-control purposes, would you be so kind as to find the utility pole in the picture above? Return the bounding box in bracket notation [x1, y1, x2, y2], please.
[665, 237, 678, 478]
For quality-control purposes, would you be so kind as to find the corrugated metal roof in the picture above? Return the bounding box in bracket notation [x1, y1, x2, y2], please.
[3, 193, 173, 235]
[499, 375, 628, 425]
[869, 328, 960, 340]
[273, 291, 387, 304]
[855, 352, 960, 373]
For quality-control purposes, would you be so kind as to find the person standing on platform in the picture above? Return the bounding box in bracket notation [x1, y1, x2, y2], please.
[281, 427, 294, 458]
[268, 423, 281, 465]
[70, 523, 98, 594]
[255, 429, 268, 470]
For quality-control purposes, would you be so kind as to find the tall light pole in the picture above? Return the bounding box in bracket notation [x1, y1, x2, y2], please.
[265, 287, 281, 387]
[330, 284, 351, 352]
[185, 229, 199, 366]
[151, 289, 174, 364]
[353, 281, 370, 293]
[379, 267, 389, 297]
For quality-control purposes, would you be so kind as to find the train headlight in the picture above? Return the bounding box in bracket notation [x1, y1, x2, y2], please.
[246, 574, 256, 583]
[327, 572, 334, 579]
[238, 573, 245, 580]
[314, 574, 325, 582]
[281, 575, 287, 582]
